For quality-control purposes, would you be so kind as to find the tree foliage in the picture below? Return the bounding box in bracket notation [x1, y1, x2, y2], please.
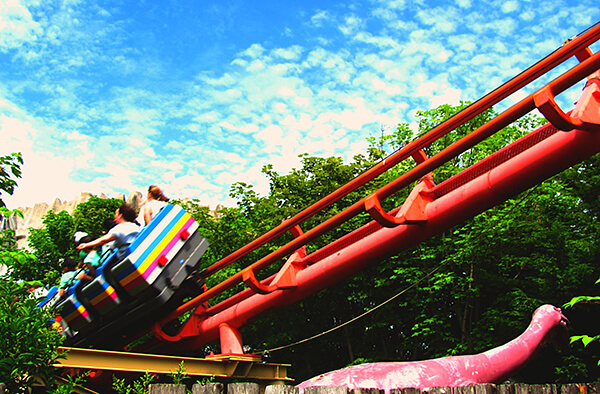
[179, 103, 600, 385]
[73, 196, 123, 239]
[4, 101, 600, 390]
[27, 210, 75, 283]
[0, 152, 23, 208]
[0, 279, 65, 392]
[0, 155, 107, 392]
[26, 196, 123, 285]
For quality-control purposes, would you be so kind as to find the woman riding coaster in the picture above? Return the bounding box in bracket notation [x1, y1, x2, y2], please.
[137, 185, 169, 227]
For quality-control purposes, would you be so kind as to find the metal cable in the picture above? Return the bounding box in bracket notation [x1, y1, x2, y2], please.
[256, 263, 446, 355]
[256, 183, 540, 356]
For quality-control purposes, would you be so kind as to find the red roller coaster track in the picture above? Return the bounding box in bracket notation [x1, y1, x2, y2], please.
[53, 22, 600, 392]
[64, 22, 600, 364]
[119, 22, 600, 357]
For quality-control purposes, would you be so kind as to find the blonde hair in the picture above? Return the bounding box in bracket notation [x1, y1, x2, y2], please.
[148, 185, 169, 202]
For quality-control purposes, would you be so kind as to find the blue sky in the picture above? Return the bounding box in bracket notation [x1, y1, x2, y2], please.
[1, 0, 599, 209]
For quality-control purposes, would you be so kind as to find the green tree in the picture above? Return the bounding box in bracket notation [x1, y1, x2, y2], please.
[212, 103, 600, 385]
[25, 196, 123, 285]
[0, 155, 76, 393]
[73, 196, 123, 239]
[27, 210, 75, 283]
[563, 281, 600, 369]
[0, 248, 38, 281]
[0, 211, 40, 283]
[0, 279, 65, 392]
[0, 152, 28, 278]
[0, 152, 23, 207]
[112, 371, 156, 394]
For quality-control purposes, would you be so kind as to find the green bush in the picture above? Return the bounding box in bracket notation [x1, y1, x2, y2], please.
[563, 278, 600, 362]
[73, 196, 123, 239]
[27, 210, 75, 281]
[113, 371, 157, 394]
[0, 279, 65, 392]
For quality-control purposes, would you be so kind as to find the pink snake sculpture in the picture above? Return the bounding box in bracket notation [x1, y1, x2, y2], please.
[297, 305, 569, 393]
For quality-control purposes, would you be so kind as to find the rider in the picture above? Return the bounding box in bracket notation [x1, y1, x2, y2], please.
[76, 203, 140, 260]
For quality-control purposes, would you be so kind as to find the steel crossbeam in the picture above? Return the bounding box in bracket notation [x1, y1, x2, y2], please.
[54, 347, 292, 384]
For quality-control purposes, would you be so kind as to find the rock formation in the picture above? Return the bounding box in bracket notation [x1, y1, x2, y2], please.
[6, 191, 175, 249]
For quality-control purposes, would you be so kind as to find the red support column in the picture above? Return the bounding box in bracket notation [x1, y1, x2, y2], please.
[218, 323, 244, 355]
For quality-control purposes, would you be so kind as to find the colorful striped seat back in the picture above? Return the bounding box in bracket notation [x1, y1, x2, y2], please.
[111, 204, 199, 298]
[55, 294, 92, 332]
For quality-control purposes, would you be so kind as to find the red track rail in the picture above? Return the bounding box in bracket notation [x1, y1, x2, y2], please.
[198, 23, 600, 280]
[147, 23, 600, 352]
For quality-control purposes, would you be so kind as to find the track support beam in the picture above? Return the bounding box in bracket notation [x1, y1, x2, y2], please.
[55, 347, 292, 384]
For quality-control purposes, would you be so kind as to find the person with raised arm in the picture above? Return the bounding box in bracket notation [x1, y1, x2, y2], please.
[77, 203, 140, 260]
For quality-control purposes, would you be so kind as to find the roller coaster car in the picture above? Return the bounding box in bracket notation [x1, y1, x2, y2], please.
[44, 204, 209, 348]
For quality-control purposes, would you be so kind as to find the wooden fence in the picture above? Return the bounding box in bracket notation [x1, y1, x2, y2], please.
[147, 382, 600, 394]
[0, 381, 598, 393]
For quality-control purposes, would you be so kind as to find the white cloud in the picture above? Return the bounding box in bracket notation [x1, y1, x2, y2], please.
[246, 59, 266, 72]
[456, 0, 471, 9]
[501, 0, 519, 13]
[200, 72, 236, 86]
[471, 17, 518, 37]
[519, 10, 536, 22]
[430, 87, 462, 108]
[66, 130, 87, 141]
[310, 10, 331, 27]
[2, 0, 599, 214]
[371, 7, 396, 22]
[0, 115, 34, 154]
[0, 115, 101, 208]
[433, 49, 453, 63]
[0, 0, 42, 52]
[151, 160, 183, 172]
[223, 152, 245, 164]
[272, 45, 303, 61]
[339, 14, 364, 36]
[256, 125, 284, 153]
[239, 43, 265, 59]
[378, 0, 409, 11]
[447, 34, 478, 53]
[415, 7, 459, 34]
[0, 104, 88, 207]
[278, 86, 296, 97]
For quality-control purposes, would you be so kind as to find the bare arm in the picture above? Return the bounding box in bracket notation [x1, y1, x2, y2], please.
[77, 233, 116, 250]
[143, 206, 153, 225]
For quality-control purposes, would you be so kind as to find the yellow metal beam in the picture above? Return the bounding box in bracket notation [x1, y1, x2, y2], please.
[54, 347, 292, 384]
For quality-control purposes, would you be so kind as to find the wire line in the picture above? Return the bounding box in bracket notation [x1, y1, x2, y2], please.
[256, 263, 446, 355]
[256, 178, 542, 356]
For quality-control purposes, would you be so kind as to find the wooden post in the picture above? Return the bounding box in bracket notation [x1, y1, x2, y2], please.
[303, 386, 350, 393]
[586, 383, 600, 394]
[192, 382, 224, 393]
[155, 382, 600, 394]
[423, 386, 452, 394]
[514, 384, 558, 394]
[265, 385, 299, 393]
[228, 382, 261, 394]
[497, 384, 515, 394]
[391, 388, 421, 394]
[458, 384, 496, 394]
[562, 383, 600, 394]
[148, 384, 187, 394]
[561, 384, 585, 394]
